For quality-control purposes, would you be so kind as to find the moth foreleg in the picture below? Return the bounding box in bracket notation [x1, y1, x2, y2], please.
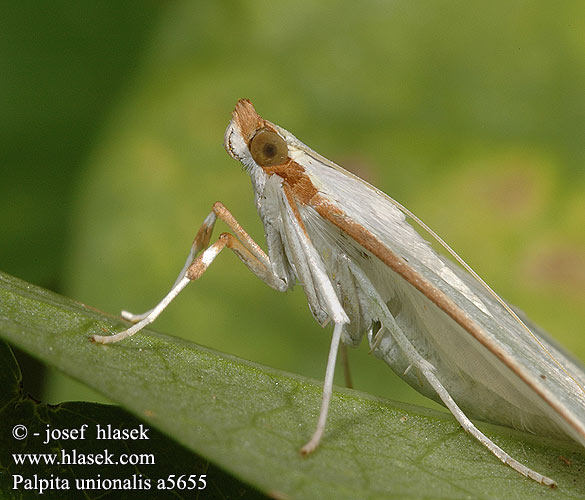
[122, 201, 273, 323]
[92, 275, 192, 344]
[92, 205, 287, 344]
[186, 232, 286, 292]
[120, 213, 216, 323]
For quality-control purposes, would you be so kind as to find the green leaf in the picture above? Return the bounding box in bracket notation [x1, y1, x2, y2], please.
[1, 270, 584, 499]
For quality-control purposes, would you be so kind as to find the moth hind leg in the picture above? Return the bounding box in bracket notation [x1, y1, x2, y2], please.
[346, 259, 557, 487]
[339, 343, 353, 389]
[420, 360, 555, 486]
[391, 328, 556, 486]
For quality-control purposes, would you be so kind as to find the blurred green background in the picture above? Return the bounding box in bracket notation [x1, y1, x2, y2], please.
[2, 1, 585, 412]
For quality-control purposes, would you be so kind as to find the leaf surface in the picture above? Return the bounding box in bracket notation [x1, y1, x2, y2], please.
[1, 271, 584, 499]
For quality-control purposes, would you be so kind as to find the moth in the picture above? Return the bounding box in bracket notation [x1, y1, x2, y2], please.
[93, 99, 585, 487]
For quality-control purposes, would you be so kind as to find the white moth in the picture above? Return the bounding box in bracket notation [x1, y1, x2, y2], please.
[93, 99, 585, 487]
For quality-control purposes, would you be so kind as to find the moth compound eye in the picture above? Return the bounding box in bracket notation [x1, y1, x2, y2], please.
[249, 129, 288, 166]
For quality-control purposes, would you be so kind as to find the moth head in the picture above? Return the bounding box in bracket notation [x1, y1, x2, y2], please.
[224, 99, 289, 170]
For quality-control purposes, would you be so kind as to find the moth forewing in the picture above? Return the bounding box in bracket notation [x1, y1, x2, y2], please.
[291, 136, 585, 444]
[94, 99, 585, 487]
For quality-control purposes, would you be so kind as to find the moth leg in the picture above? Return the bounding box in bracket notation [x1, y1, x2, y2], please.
[120, 201, 275, 323]
[421, 362, 556, 487]
[274, 192, 350, 454]
[340, 343, 353, 389]
[120, 212, 216, 323]
[301, 321, 344, 455]
[93, 209, 287, 344]
[347, 260, 556, 487]
[92, 275, 191, 344]
[395, 337, 555, 486]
